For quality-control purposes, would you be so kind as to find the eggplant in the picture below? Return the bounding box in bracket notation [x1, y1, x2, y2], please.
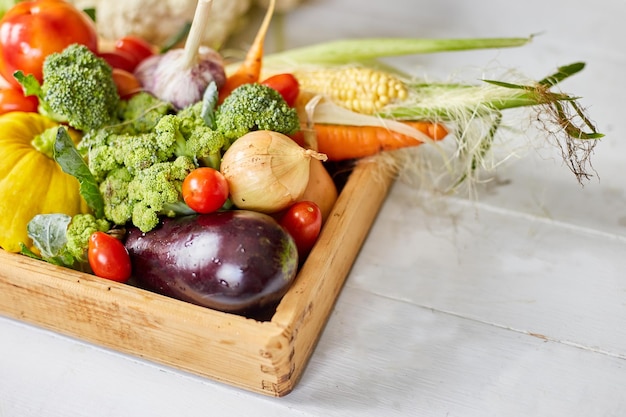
[125, 210, 299, 314]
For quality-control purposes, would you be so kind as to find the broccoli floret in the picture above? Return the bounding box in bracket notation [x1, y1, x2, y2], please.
[65, 214, 111, 261]
[116, 132, 175, 174]
[153, 114, 190, 158]
[83, 128, 178, 181]
[215, 83, 300, 144]
[118, 92, 173, 134]
[127, 156, 197, 232]
[186, 126, 225, 169]
[100, 167, 134, 226]
[154, 112, 225, 167]
[16, 44, 120, 132]
[81, 128, 124, 181]
[176, 101, 206, 135]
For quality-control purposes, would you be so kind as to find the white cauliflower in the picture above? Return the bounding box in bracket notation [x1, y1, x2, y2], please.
[69, 0, 253, 49]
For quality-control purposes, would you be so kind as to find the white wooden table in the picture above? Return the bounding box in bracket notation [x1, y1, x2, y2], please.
[2, 0, 625, 415]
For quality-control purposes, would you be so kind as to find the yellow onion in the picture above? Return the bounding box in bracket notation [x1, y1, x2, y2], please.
[220, 130, 327, 213]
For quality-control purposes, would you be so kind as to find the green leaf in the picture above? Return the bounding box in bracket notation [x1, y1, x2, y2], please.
[53, 127, 105, 218]
[82, 7, 96, 22]
[482, 79, 529, 90]
[13, 70, 43, 99]
[19, 243, 43, 260]
[161, 21, 191, 53]
[539, 62, 585, 87]
[201, 81, 218, 129]
[27, 214, 71, 260]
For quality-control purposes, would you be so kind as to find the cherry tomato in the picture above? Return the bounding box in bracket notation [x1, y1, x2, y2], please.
[111, 68, 142, 99]
[182, 167, 230, 214]
[98, 50, 137, 73]
[114, 36, 156, 69]
[88, 231, 132, 283]
[0, 0, 98, 88]
[0, 87, 38, 114]
[279, 201, 322, 259]
[261, 73, 300, 107]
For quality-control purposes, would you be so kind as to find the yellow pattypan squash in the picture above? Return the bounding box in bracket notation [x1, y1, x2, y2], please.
[0, 112, 89, 253]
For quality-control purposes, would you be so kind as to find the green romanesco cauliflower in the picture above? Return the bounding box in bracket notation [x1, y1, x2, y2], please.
[65, 213, 111, 261]
[80, 128, 162, 181]
[82, 97, 225, 182]
[153, 112, 225, 167]
[74, 85, 227, 233]
[186, 125, 224, 169]
[117, 91, 173, 134]
[99, 157, 197, 233]
[175, 100, 207, 135]
[16, 43, 120, 132]
[215, 82, 300, 144]
[92, 115, 221, 232]
[126, 156, 197, 232]
[99, 167, 134, 226]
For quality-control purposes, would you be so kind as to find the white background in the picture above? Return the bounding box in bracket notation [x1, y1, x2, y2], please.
[2, 0, 625, 416]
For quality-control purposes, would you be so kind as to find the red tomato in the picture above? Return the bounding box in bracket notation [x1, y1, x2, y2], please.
[98, 50, 137, 73]
[114, 36, 156, 68]
[0, 0, 98, 88]
[279, 201, 322, 259]
[182, 167, 230, 214]
[261, 73, 300, 107]
[88, 231, 132, 283]
[0, 87, 38, 114]
[111, 68, 142, 99]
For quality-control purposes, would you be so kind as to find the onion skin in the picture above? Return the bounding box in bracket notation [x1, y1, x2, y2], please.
[134, 46, 226, 109]
[221, 130, 327, 213]
[125, 210, 299, 314]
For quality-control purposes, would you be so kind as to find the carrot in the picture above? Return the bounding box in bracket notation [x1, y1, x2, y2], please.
[218, 0, 276, 103]
[291, 121, 448, 161]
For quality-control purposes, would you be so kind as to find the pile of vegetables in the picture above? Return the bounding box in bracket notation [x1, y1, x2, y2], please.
[0, 0, 602, 316]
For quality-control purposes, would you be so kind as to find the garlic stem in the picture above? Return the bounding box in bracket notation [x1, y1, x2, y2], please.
[182, 0, 213, 69]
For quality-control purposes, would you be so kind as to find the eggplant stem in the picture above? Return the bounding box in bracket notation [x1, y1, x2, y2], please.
[183, 0, 213, 68]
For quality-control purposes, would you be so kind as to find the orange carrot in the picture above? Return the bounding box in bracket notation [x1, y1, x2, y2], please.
[292, 121, 449, 161]
[218, 0, 276, 102]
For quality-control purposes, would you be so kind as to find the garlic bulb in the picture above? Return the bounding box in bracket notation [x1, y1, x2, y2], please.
[220, 130, 327, 213]
[133, 0, 227, 109]
[134, 46, 226, 109]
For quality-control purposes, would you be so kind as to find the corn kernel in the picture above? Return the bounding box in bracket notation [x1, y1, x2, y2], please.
[293, 67, 408, 114]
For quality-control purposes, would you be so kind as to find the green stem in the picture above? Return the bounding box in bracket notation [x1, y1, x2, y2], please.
[31, 126, 59, 159]
[263, 36, 532, 66]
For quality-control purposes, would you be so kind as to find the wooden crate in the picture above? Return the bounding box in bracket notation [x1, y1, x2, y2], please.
[0, 160, 393, 397]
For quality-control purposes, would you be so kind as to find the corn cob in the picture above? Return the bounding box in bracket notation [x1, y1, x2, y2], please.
[293, 67, 409, 115]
